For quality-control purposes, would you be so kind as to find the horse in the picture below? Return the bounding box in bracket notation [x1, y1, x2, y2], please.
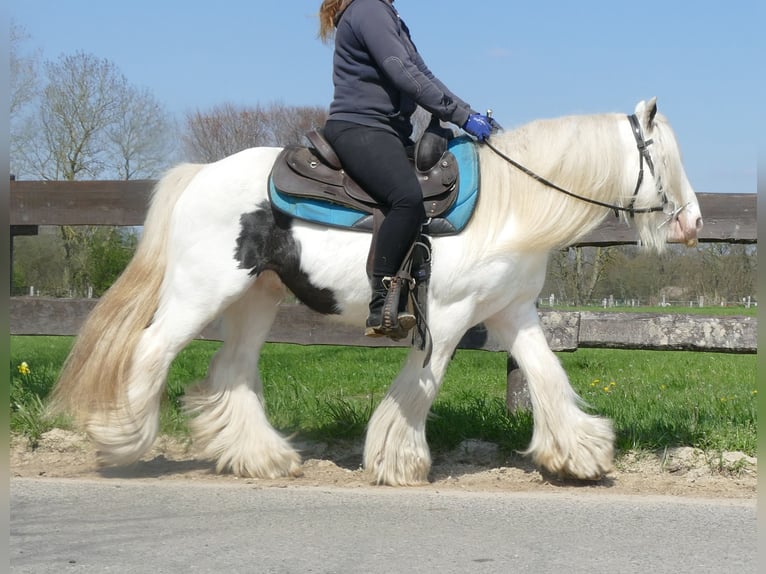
[51, 98, 703, 486]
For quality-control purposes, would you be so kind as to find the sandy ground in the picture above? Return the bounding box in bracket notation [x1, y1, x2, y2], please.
[10, 429, 757, 499]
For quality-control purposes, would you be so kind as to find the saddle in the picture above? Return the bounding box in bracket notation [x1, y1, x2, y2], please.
[267, 121, 479, 357]
[269, 122, 460, 233]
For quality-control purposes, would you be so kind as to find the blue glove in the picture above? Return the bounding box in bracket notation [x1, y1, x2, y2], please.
[463, 113, 493, 141]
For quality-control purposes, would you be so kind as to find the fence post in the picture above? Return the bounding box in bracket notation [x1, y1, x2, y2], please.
[9, 175, 41, 294]
[505, 355, 531, 412]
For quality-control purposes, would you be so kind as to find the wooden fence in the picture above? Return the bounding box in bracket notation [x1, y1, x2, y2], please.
[9, 181, 757, 406]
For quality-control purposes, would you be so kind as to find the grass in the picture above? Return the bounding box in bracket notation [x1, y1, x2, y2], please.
[9, 335, 757, 457]
[558, 349, 758, 454]
[544, 304, 758, 316]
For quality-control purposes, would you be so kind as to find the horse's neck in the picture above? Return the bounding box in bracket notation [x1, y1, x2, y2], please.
[473, 114, 631, 254]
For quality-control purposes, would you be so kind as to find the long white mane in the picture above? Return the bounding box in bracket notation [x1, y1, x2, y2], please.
[465, 110, 684, 256]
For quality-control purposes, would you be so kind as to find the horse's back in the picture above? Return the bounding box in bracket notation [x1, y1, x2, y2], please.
[171, 147, 283, 219]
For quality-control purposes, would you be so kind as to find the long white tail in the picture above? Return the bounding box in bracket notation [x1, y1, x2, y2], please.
[50, 164, 203, 459]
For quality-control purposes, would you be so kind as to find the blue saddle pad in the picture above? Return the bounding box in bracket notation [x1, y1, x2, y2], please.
[268, 136, 479, 235]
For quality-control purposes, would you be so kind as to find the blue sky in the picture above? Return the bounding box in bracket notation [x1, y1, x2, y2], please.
[10, 0, 759, 194]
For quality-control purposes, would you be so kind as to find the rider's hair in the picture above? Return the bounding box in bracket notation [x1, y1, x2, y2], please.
[318, 0, 355, 43]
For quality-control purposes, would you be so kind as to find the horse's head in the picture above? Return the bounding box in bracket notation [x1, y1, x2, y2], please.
[630, 98, 703, 251]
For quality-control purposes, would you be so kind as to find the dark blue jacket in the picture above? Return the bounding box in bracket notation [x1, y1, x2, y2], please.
[328, 0, 474, 138]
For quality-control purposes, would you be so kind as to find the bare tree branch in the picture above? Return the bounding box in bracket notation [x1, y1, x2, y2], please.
[106, 85, 177, 180]
[182, 102, 328, 162]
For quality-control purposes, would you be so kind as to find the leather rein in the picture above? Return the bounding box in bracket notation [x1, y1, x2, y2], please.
[483, 114, 669, 218]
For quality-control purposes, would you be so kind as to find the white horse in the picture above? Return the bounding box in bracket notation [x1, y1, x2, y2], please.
[52, 98, 702, 485]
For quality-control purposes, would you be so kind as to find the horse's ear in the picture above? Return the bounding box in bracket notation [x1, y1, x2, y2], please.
[634, 97, 658, 128]
[646, 96, 658, 126]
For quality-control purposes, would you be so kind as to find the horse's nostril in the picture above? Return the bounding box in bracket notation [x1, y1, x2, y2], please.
[696, 217, 704, 231]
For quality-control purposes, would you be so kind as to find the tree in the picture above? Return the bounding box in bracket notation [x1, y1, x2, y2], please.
[10, 20, 40, 177]
[10, 50, 175, 296]
[86, 228, 139, 296]
[182, 102, 328, 162]
[10, 21, 38, 117]
[181, 102, 448, 164]
[542, 242, 757, 307]
[265, 102, 331, 147]
[545, 246, 617, 305]
[689, 244, 757, 304]
[106, 85, 178, 180]
[11, 231, 67, 296]
[14, 50, 176, 180]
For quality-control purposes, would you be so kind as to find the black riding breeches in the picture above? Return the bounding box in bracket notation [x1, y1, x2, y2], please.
[323, 120, 426, 277]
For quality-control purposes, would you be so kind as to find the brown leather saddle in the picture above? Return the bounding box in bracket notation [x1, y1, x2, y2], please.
[268, 124, 459, 355]
[269, 127, 460, 230]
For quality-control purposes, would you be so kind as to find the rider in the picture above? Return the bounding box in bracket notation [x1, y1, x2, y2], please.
[318, 0, 493, 338]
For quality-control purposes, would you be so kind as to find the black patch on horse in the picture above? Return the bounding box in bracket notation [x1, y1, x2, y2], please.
[235, 202, 339, 315]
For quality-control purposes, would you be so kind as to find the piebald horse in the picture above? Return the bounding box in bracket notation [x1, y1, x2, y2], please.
[52, 98, 702, 485]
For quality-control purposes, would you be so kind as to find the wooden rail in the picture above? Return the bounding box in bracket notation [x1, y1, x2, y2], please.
[10, 180, 757, 244]
[9, 297, 757, 354]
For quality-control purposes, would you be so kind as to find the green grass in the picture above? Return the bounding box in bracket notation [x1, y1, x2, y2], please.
[559, 350, 758, 454]
[10, 335, 757, 457]
[547, 304, 758, 316]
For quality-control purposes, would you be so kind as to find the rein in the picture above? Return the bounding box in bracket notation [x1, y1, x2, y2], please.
[483, 114, 668, 218]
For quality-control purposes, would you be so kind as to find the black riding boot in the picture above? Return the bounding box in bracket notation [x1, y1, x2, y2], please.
[365, 275, 416, 340]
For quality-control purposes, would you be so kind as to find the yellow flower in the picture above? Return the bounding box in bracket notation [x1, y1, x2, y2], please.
[18, 361, 30, 375]
[610, 381, 617, 387]
[603, 386, 610, 393]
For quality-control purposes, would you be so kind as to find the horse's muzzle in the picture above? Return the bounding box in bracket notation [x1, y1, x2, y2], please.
[666, 203, 703, 247]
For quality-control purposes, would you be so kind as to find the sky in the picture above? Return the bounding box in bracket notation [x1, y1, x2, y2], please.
[9, 0, 761, 194]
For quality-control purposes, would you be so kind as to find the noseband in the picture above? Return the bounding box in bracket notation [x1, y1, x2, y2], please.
[484, 114, 669, 218]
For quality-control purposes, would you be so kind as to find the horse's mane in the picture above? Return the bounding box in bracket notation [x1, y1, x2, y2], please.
[464, 113, 639, 257]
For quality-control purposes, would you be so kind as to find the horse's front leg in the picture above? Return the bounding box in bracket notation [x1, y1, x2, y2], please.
[364, 314, 465, 486]
[485, 305, 614, 480]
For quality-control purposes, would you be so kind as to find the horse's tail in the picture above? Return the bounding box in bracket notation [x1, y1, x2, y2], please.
[50, 163, 203, 427]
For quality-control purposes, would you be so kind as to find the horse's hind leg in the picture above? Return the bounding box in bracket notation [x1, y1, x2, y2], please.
[88, 275, 254, 468]
[183, 271, 301, 478]
[485, 304, 614, 479]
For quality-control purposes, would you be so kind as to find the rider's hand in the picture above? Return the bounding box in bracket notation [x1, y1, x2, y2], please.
[463, 113, 493, 141]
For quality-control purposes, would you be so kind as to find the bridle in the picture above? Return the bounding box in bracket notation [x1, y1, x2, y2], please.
[625, 113, 667, 217]
[484, 114, 673, 219]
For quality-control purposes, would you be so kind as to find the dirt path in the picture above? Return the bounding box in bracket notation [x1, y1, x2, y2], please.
[11, 429, 757, 499]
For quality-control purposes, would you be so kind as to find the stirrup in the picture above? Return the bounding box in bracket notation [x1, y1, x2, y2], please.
[364, 312, 416, 340]
[365, 275, 416, 340]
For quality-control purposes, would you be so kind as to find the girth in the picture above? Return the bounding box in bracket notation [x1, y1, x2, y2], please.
[269, 130, 460, 220]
